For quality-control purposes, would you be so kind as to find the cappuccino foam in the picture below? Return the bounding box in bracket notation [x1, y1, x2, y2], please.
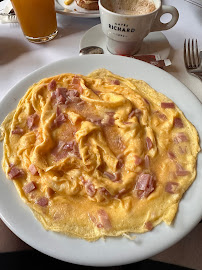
[106, 0, 156, 16]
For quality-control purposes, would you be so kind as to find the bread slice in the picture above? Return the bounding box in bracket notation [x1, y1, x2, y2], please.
[75, 0, 99, 10]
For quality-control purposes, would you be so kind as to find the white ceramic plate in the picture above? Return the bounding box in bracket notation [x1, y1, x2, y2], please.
[80, 24, 171, 59]
[55, 0, 99, 18]
[0, 55, 201, 267]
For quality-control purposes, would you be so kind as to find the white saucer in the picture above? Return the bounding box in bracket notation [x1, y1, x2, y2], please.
[80, 24, 170, 59]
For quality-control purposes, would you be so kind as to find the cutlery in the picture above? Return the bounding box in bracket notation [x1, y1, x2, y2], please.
[0, 12, 18, 23]
[184, 0, 202, 8]
[184, 39, 202, 80]
[79, 46, 104, 55]
[0, 3, 18, 23]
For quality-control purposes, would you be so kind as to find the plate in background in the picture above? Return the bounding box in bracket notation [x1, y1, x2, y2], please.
[55, 0, 100, 18]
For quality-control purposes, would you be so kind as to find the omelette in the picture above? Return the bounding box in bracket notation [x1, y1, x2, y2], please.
[0, 69, 200, 241]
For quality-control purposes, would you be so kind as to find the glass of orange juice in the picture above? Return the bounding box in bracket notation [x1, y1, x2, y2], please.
[11, 0, 58, 43]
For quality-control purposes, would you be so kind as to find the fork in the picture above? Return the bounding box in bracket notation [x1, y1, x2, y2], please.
[184, 0, 202, 8]
[0, 13, 18, 23]
[184, 38, 202, 81]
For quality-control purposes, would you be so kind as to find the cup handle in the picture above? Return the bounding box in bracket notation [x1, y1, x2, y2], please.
[151, 5, 179, 32]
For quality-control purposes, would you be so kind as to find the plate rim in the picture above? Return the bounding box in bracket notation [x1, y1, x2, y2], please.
[0, 55, 201, 267]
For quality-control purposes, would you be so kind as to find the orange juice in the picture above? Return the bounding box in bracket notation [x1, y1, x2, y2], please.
[11, 0, 57, 42]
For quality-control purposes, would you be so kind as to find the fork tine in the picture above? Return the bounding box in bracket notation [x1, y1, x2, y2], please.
[195, 39, 200, 67]
[187, 38, 192, 67]
[191, 39, 196, 67]
[191, 39, 200, 68]
[184, 39, 188, 68]
[191, 38, 199, 68]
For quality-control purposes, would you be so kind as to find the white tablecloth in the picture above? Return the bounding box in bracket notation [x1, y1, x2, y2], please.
[0, 0, 202, 269]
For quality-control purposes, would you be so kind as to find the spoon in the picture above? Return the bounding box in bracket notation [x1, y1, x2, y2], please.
[79, 46, 104, 56]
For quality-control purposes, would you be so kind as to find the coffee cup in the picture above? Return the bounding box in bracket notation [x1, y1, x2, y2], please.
[99, 0, 179, 55]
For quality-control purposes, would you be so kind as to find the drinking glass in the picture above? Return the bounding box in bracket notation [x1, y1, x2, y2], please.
[11, 0, 58, 43]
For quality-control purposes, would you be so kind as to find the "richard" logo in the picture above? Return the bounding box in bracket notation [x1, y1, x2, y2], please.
[109, 24, 135, 32]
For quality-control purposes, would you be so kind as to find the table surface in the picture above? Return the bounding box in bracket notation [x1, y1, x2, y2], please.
[0, 0, 202, 269]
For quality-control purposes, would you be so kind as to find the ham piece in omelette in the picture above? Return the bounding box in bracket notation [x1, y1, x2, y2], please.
[0, 69, 200, 241]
